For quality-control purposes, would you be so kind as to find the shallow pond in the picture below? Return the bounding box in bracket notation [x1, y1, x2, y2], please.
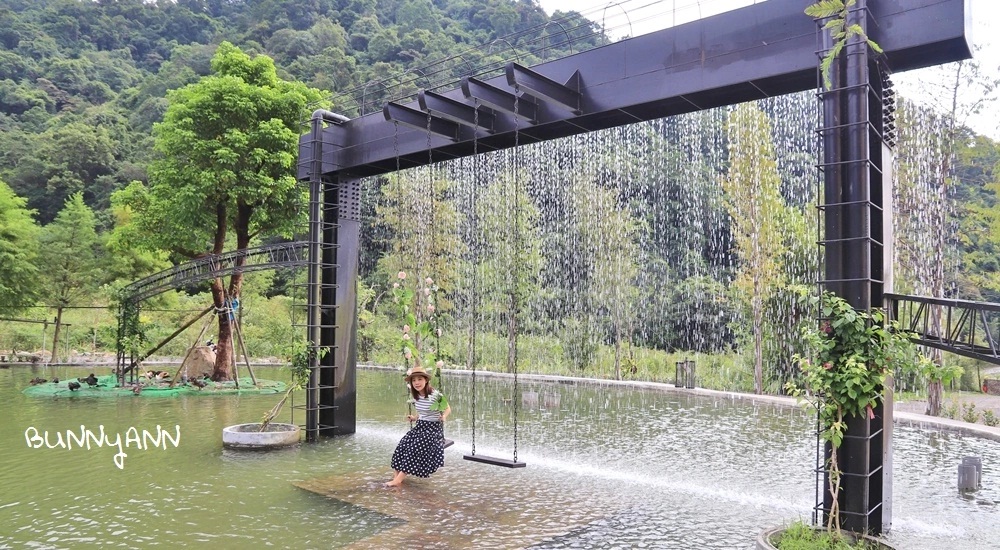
[1, 365, 997, 549]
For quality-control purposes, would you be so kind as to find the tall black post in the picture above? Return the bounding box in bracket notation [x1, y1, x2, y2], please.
[818, 0, 891, 535]
[318, 176, 360, 435]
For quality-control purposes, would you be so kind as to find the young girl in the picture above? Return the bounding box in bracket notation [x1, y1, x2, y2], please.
[385, 366, 451, 487]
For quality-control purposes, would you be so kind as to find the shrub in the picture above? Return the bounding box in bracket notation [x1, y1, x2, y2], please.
[962, 402, 980, 424]
[982, 410, 999, 427]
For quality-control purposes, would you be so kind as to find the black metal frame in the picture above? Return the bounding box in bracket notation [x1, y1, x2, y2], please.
[886, 293, 1000, 364]
[297, 0, 971, 536]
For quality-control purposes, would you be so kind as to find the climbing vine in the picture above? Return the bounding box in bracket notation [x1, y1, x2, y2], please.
[806, 0, 883, 90]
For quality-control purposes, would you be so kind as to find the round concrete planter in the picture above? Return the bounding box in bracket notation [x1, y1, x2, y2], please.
[757, 526, 895, 550]
[222, 423, 300, 449]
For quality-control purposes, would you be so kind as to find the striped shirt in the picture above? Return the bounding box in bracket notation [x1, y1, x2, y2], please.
[414, 390, 444, 422]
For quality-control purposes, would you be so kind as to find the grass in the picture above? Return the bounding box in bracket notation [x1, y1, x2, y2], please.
[775, 521, 883, 550]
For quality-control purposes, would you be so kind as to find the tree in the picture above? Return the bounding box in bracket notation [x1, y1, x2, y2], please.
[723, 103, 786, 395]
[38, 192, 102, 363]
[0, 179, 41, 315]
[477, 169, 542, 374]
[111, 42, 324, 380]
[566, 172, 639, 380]
[894, 57, 1000, 415]
[375, 168, 462, 363]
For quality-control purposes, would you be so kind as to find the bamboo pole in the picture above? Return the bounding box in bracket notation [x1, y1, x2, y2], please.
[169, 309, 216, 388]
[232, 317, 258, 386]
[127, 305, 214, 374]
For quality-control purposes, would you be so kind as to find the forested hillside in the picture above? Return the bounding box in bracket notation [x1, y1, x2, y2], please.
[0, 0, 600, 223]
[1, 0, 999, 395]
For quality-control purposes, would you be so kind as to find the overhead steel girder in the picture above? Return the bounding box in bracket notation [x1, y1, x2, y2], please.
[418, 89, 498, 131]
[382, 101, 461, 141]
[299, 0, 970, 179]
[462, 76, 539, 123]
[506, 63, 582, 114]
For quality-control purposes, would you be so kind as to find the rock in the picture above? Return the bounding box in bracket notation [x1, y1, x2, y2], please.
[185, 346, 216, 377]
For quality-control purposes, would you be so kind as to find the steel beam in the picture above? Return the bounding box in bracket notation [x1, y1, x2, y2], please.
[418, 89, 498, 131]
[461, 76, 539, 122]
[505, 62, 581, 114]
[383, 101, 460, 141]
[298, 0, 970, 180]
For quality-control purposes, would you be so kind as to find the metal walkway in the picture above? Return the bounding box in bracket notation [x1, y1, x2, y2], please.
[886, 293, 1000, 365]
[122, 241, 309, 303]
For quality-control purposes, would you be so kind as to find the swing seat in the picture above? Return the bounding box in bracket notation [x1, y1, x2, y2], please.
[463, 453, 526, 468]
[442, 438, 455, 449]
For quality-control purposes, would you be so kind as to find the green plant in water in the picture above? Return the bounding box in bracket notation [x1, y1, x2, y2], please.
[259, 341, 323, 431]
[806, 0, 884, 90]
[786, 293, 919, 534]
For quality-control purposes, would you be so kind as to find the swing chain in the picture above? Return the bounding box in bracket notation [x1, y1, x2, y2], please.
[511, 88, 520, 463]
[469, 102, 480, 457]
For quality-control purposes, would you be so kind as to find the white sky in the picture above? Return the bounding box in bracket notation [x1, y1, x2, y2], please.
[535, 0, 1000, 140]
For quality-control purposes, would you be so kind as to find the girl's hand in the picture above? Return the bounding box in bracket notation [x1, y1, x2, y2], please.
[406, 414, 416, 422]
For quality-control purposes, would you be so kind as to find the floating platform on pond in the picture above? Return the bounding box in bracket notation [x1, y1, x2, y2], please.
[294, 465, 610, 548]
[22, 375, 285, 397]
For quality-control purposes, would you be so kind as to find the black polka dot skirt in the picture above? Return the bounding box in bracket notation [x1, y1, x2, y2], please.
[390, 420, 445, 478]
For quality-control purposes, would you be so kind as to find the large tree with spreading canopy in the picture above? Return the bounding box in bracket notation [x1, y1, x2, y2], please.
[112, 42, 325, 380]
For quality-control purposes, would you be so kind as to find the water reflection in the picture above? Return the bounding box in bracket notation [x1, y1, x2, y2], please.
[0, 366, 996, 549]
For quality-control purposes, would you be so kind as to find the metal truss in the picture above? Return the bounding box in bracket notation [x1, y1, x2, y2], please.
[886, 293, 1000, 365]
[123, 241, 309, 304]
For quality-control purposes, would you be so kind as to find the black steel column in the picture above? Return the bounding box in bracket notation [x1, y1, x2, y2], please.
[818, 0, 890, 535]
[305, 116, 324, 441]
[319, 176, 360, 435]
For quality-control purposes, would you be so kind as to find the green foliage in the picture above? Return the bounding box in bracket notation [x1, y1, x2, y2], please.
[260, 340, 327, 431]
[724, 102, 788, 394]
[805, 0, 884, 90]
[0, 179, 41, 313]
[982, 410, 999, 427]
[776, 519, 880, 550]
[560, 317, 599, 371]
[116, 42, 324, 258]
[786, 292, 921, 533]
[961, 401, 980, 424]
[39, 192, 103, 309]
[941, 399, 959, 420]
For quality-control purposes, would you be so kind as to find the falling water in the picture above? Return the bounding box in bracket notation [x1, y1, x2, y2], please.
[363, 91, 824, 393]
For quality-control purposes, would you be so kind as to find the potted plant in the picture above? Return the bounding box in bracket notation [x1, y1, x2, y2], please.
[221, 342, 317, 449]
[768, 292, 917, 549]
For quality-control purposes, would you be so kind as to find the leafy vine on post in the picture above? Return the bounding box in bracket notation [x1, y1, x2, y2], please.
[786, 293, 918, 537]
[392, 270, 448, 413]
[806, 0, 883, 90]
[258, 341, 324, 432]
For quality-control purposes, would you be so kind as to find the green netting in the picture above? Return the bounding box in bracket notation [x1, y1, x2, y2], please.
[22, 374, 286, 398]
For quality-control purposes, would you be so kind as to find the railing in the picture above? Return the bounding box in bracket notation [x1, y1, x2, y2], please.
[885, 293, 1000, 365]
[122, 242, 309, 303]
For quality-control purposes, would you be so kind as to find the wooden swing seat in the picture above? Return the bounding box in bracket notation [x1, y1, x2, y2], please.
[463, 453, 526, 468]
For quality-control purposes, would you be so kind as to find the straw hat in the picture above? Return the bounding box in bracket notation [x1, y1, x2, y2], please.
[404, 366, 431, 383]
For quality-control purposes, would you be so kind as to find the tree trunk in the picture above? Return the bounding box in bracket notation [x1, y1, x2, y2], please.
[752, 289, 764, 395]
[614, 321, 622, 381]
[50, 308, 63, 364]
[506, 291, 517, 374]
[926, 378, 943, 416]
[210, 277, 233, 381]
